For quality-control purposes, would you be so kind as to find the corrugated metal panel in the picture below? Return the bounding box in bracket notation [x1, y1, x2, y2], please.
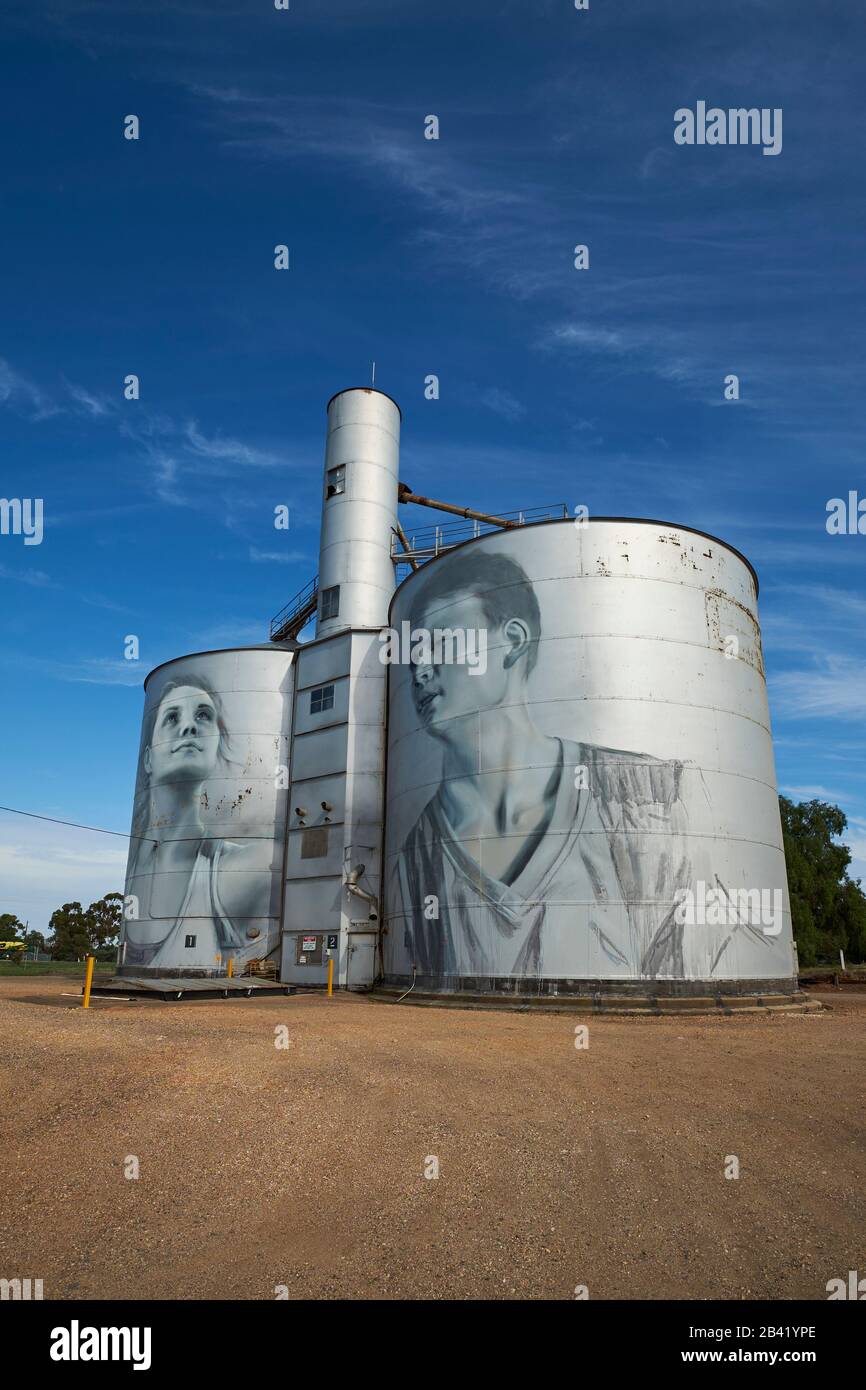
[295, 632, 352, 690]
[290, 724, 348, 781]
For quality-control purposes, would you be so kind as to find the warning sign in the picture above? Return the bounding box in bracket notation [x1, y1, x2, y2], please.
[296, 933, 323, 966]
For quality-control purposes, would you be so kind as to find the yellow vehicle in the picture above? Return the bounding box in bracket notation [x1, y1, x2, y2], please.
[0, 940, 26, 959]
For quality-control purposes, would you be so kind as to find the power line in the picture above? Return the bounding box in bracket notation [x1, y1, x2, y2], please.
[0, 805, 156, 847]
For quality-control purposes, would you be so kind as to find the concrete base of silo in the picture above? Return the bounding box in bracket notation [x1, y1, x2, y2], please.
[373, 975, 817, 1015]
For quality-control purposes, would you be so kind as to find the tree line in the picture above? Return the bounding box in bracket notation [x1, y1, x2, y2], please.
[779, 798, 866, 966]
[1, 892, 124, 962]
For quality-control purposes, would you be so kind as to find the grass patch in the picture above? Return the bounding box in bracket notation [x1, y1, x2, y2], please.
[0, 960, 116, 977]
[799, 963, 866, 978]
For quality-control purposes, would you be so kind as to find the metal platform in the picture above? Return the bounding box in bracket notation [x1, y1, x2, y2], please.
[390, 503, 570, 582]
[92, 976, 295, 1001]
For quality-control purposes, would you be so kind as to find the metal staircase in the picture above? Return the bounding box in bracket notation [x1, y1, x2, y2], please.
[268, 502, 570, 640]
[270, 576, 319, 642]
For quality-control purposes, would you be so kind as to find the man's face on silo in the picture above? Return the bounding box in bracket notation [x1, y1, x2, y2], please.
[410, 588, 509, 733]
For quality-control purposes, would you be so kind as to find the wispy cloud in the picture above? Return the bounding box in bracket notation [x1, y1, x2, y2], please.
[0, 562, 54, 588]
[1, 352, 293, 515]
[64, 380, 113, 417]
[184, 420, 285, 470]
[192, 86, 527, 224]
[544, 324, 633, 355]
[770, 656, 866, 719]
[538, 319, 762, 404]
[188, 618, 270, 648]
[249, 546, 310, 564]
[779, 784, 848, 802]
[46, 502, 154, 531]
[5, 654, 150, 687]
[118, 408, 291, 508]
[189, 85, 561, 303]
[184, 78, 848, 425]
[0, 358, 58, 420]
[0, 822, 127, 922]
[639, 145, 675, 182]
[0, 364, 113, 421]
[768, 584, 866, 622]
[480, 387, 526, 422]
[145, 447, 184, 507]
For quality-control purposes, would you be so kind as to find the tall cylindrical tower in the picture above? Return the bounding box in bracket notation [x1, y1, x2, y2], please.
[316, 387, 402, 638]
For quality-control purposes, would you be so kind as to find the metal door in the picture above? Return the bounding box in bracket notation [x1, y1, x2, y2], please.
[346, 934, 377, 991]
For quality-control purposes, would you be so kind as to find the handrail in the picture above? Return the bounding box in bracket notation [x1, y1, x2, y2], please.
[270, 575, 319, 642]
[391, 503, 569, 559]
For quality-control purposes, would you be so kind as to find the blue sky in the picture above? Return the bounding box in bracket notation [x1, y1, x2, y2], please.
[1, 0, 865, 930]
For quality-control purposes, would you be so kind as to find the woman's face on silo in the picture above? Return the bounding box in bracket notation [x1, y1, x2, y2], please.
[146, 686, 221, 785]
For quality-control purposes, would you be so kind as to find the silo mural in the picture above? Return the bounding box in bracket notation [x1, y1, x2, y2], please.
[118, 645, 295, 977]
[382, 520, 796, 995]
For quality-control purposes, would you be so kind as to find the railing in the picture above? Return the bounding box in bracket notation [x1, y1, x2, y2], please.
[392, 503, 570, 566]
[270, 505, 571, 637]
[270, 575, 319, 642]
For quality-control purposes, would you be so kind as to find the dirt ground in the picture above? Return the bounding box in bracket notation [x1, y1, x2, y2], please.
[1, 978, 862, 1301]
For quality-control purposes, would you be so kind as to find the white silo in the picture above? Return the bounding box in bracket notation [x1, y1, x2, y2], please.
[316, 387, 402, 638]
[382, 518, 796, 1000]
[118, 644, 296, 978]
[279, 387, 402, 989]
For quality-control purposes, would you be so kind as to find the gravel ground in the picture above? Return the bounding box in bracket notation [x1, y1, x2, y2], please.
[1, 978, 862, 1301]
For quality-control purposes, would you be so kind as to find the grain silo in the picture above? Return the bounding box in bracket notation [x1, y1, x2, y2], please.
[114, 384, 798, 1007]
[117, 644, 296, 978]
[381, 517, 797, 1000]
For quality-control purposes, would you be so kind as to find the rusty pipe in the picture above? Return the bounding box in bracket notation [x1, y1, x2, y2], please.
[391, 524, 419, 571]
[397, 484, 518, 529]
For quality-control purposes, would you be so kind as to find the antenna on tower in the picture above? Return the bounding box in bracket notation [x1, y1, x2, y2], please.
[371, 361, 376, 385]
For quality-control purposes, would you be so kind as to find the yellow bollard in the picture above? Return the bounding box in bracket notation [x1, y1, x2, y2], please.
[227, 956, 234, 979]
[327, 956, 334, 997]
[82, 955, 96, 1009]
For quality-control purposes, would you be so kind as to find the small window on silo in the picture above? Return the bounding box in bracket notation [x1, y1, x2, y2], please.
[326, 465, 346, 498]
[320, 585, 340, 620]
[310, 683, 335, 715]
